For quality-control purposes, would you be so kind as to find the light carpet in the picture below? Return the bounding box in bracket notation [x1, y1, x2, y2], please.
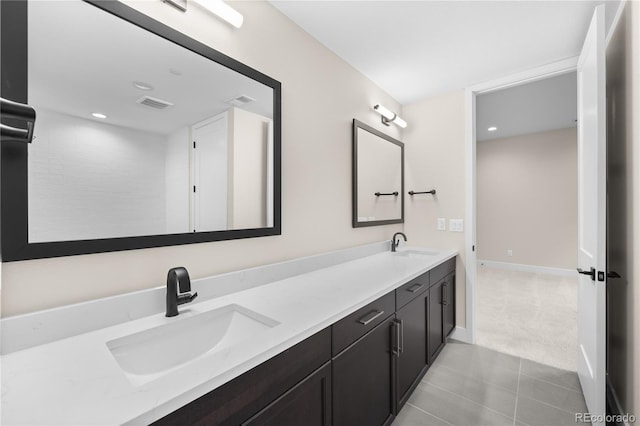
[476, 264, 578, 371]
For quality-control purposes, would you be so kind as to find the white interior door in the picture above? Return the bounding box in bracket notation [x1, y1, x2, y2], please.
[576, 5, 606, 423]
[192, 113, 228, 232]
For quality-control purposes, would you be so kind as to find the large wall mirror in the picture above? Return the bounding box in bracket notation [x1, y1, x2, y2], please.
[352, 119, 404, 228]
[0, 0, 281, 261]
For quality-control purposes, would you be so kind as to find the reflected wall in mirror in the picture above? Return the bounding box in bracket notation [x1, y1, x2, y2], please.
[0, 0, 281, 261]
[352, 119, 404, 228]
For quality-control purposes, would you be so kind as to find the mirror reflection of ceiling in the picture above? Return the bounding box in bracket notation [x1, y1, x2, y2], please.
[28, 1, 273, 136]
[476, 72, 577, 142]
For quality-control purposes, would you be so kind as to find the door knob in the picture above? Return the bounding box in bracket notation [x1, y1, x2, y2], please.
[577, 267, 596, 281]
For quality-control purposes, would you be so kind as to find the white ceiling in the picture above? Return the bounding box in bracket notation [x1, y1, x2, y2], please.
[270, 0, 619, 105]
[476, 72, 577, 141]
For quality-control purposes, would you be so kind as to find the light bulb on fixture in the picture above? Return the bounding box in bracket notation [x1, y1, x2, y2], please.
[373, 104, 407, 128]
[195, 0, 244, 28]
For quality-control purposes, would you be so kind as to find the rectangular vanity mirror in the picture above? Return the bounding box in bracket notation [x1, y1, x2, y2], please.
[352, 119, 404, 227]
[0, 0, 281, 261]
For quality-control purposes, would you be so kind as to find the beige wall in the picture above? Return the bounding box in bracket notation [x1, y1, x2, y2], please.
[477, 128, 578, 269]
[0, 0, 403, 317]
[606, 0, 639, 417]
[403, 91, 467, 327]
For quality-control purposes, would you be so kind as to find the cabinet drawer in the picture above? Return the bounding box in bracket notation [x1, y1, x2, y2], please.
[396, 270, 429, 310]
[332, 292, 394, 356]
[430, 257, 456, 286]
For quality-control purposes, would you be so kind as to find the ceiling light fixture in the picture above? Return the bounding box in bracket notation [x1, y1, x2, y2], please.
[488, 126, 497, 131]
[133, 81, 154, 91]
[92, 113, 107, 119]
[373, 104, 407, 128]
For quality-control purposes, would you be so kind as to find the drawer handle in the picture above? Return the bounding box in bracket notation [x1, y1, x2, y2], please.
[442, 282, 448, 306]
[407, 283, 424, 293]
[358, 310, 385, 326]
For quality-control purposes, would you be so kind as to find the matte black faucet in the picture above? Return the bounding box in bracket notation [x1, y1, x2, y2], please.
[166, 267, 198, 317]
[391, 232, 407, 252]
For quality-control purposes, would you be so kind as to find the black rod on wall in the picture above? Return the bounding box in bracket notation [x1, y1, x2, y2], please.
[408, 190, 436, 195]
[375, 192, 399, 197]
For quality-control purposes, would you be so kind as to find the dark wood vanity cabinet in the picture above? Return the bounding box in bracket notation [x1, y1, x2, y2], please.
[443, 272, 456, 338]
[152, 328, 331, 426]
[242, 362, 332, 426]
[428, 259, 457, 363]
[155, 258, 456, 426]
[332, 315, 396, 426]
[395, 271, 430, 411]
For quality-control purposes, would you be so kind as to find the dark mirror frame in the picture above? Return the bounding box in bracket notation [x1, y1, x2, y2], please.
[352, 119, 404, 228]
[0, 0, 281, 262]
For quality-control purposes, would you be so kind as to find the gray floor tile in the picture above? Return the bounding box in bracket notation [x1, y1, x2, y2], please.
[408, 382, 514, 426]
[519, 359, 582, 393]
[432, 346, 520, 392]
[518, 374, 588, 414]
[515, 395, 580, 426]
[393, 403, 452, 426]
[423, 364, 517, 417]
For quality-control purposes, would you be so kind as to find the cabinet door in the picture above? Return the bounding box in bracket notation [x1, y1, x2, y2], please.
[443, 273, 456, 337]
[396, 291, 428, 411]
[242, 362, 331, 426]
[428, 281, 444, 363]
[333, 316, 396, 426]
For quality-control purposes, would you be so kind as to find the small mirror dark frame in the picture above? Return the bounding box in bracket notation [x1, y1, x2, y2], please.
[0, 0, 282, 262]
[352, 119, 404, 228]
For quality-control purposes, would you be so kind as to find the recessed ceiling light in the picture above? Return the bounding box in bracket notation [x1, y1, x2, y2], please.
[133, 81, 154, 91]
[92, 113, 107, 119]
[488, 126, 497, 131]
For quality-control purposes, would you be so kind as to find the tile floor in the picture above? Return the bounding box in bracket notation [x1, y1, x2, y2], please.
[393, 342, 587, 426]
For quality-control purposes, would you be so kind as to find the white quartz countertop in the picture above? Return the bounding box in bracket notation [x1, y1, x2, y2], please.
[1, 247, 457, 425]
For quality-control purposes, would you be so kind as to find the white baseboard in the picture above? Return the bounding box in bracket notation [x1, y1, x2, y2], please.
[477, 260, 576, 277]
[449, 326, 473, 344]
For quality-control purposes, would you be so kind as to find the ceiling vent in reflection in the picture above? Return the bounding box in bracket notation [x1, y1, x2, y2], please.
[225, 95, 256, 107]
[136, 95, 174, 110]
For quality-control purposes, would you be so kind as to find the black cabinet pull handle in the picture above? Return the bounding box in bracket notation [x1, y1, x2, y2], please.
[358, 310, 385, 326]
[398, 319, 404, 354]
[374, 192, 399, 197]
[577, 267, 596, 281]
[442, 282, 448, 306]
[407, 283, 424, 293]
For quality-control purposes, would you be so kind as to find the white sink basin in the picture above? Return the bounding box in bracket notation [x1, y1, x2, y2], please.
[106, 304, 279, 385]
[393, 249, 439, 257]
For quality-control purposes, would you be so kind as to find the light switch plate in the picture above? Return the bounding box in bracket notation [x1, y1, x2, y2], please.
[437, 218, 446, 231]
[449, 219, 464, 232]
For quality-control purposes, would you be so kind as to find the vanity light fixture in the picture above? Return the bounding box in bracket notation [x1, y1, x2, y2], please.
[163, 0, 243, 28]
[373, 104, 407, 128]
[92, 113, 107, 119]
[488, 126, 497, 132]
[196, 0, 244, 28]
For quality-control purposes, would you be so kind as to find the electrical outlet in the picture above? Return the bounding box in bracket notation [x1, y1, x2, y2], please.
[437, 218, 446, 231]
[449, 219, 464, 232]
[507, 249, 513, 257]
